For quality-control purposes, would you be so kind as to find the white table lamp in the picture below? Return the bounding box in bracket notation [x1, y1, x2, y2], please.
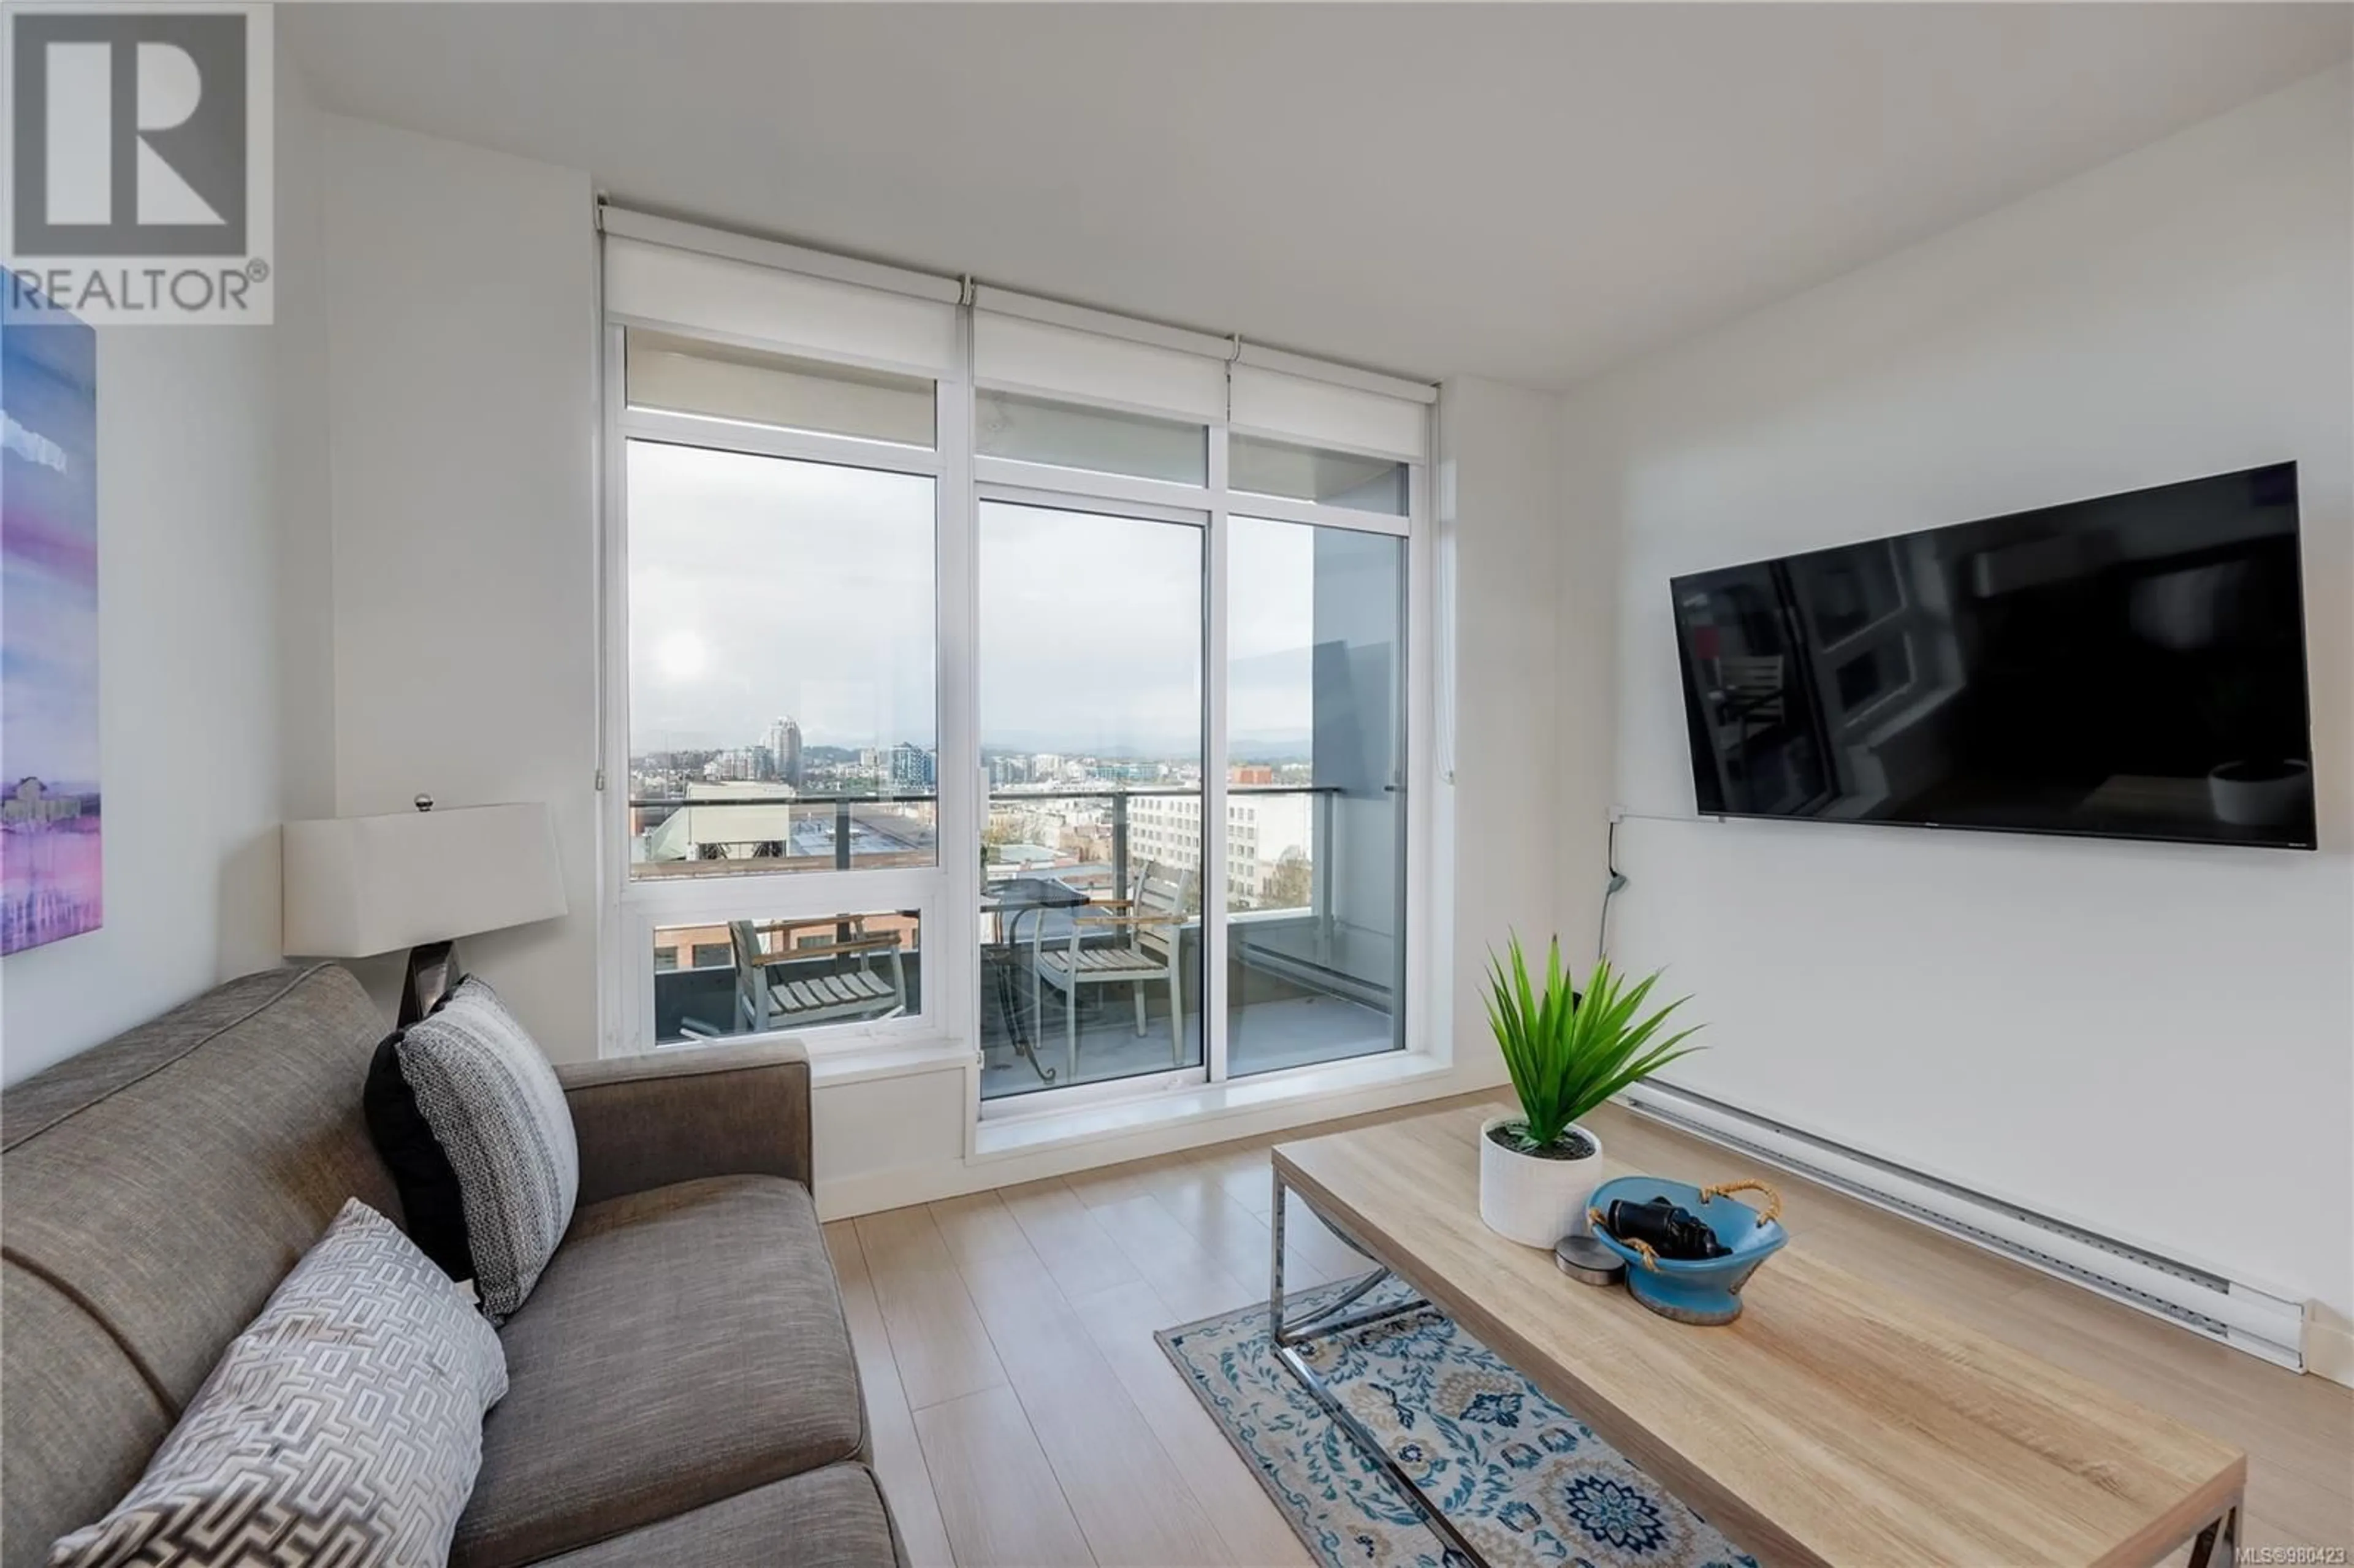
[281, 797, 568, 1024]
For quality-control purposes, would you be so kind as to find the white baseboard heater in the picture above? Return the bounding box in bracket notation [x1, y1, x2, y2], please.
[1619, 1081, 2307, 1372]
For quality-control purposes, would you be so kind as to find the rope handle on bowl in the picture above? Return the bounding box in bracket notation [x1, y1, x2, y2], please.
[1588, 1206, 1659, 1271]
[1699, 1179, 1783, 1227]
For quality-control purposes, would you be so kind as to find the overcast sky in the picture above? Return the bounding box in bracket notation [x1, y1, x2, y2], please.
[628, 443, 1368, 759]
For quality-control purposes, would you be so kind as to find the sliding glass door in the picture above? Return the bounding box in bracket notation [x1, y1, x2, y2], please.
[976, 499, 1205, 1099]
[972, 476, 1414, 1108]
[1225, 516, 1407, 1074]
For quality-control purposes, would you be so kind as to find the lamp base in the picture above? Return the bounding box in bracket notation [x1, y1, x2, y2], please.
[397, 940, 462, 1028]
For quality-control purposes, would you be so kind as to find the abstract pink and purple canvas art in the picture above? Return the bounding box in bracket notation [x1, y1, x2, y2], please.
[1, 297, 101, 954]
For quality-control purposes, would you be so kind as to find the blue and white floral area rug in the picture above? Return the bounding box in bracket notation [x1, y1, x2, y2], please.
[1157, 1278, 1759, 1568]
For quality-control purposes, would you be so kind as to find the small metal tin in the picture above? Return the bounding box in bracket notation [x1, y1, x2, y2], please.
[1555, 1234, 1626, 1285]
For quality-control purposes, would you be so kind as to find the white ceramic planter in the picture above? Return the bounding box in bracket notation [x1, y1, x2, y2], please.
[1477, 1112, 1605, 1247]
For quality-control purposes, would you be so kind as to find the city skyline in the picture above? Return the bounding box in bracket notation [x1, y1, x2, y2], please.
[628, 728, 1315, 764]
[635, 725, 1318, 786]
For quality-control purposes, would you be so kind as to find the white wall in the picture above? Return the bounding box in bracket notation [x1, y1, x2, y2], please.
[276, 63, 336, 825]
[1564, 67, 2354, 1318]
[0, 250, 295, 1083]
[311, 115, 601, 1054]
[1449, 378, 1607, 1014]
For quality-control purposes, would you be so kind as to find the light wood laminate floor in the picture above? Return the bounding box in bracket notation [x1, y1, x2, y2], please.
[827, 1093, 2353, 1567]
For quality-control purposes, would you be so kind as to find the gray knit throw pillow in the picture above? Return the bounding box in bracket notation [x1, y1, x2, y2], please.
[395, 976, 579, 1322]
[51, 1200, 508, 1568]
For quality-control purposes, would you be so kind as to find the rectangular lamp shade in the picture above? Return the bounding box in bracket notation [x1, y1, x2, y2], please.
[281, 802, 568, 958]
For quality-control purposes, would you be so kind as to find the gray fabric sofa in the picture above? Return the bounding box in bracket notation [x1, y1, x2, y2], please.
[1, 963, 903, 1568]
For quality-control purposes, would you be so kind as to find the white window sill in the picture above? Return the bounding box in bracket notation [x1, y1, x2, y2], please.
[969, 1047, 1453, 1163]
[806, 1037, 977, 1087]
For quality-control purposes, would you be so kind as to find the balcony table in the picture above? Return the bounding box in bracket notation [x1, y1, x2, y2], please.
[980, 877, 1093, 1083]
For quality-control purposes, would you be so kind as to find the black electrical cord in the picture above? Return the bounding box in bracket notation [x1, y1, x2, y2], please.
[1597, 815, 1629, 962]
[1591, 810, 1629, 961]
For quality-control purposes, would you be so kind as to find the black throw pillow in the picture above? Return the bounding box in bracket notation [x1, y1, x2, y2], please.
[363, 1028, 478, 1284]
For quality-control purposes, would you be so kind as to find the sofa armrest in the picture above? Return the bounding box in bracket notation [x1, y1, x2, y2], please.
[557, 1040, 811, 1207]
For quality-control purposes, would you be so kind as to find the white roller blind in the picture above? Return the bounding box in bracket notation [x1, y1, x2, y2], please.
[627, 331, 937, 447]
[601, 212, 1436, 454]
[1229, 364, 1429, 463]
[604, 235, 959, 376]
[973, 311, 1225, 422]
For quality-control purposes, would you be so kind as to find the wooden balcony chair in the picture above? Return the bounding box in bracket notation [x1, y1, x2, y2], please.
[728, 917, 908, 1034]
[1030, 859, 1192, 1082]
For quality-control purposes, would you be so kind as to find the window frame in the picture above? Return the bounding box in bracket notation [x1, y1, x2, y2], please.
[599, 316, 970, 1062]
[967, 428, 1430, 1120]
[1218, 509, 1414, 1080]
[598, 277, 1433, 1108]
[972, 485, 1215, 1106]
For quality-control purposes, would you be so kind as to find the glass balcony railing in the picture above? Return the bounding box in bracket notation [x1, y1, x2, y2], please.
[630, 782, 1401, 1085]
[980, 783, 1334, 913]
[649, 909, 924, 1046]
[629, 792, 939, 878]
[977, 783, 1401, 1098]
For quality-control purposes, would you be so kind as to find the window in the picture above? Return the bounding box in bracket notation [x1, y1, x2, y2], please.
[628, 330, 935, 447]
[1231, 435, 1408, 516]
[1226, 516, 1407, 1074]
[649, 910, 922, 1045]
[606, 265, 956, 1056]
[977, 391, 1206, 485]
[603, 219, 1428, 1092]
[977, 501, 1205, 1099]
[625, 442, 938, 880]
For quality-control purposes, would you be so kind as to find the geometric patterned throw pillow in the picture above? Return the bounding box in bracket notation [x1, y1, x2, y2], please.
[50, 1199, 508, 1568]
[392, 976, 578, 1323]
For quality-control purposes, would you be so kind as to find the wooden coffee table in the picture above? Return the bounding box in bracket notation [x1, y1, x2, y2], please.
[1269, 1108, 2245, 1568]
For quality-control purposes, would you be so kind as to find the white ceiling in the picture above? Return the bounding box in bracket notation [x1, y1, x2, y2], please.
[284, 3, 2349, 389]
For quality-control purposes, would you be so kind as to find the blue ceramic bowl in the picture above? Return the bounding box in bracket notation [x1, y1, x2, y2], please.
[1587, 1176, 1787, 1325]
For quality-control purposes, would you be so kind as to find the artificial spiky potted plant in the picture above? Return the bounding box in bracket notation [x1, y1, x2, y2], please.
[1479, 937, 1704, 1247]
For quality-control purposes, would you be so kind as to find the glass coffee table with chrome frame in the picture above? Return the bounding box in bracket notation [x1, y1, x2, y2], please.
[1267, 1161, 1485, 1566]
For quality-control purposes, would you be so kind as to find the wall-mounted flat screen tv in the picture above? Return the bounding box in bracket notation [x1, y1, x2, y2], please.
[1669, 463, 2314, 849]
